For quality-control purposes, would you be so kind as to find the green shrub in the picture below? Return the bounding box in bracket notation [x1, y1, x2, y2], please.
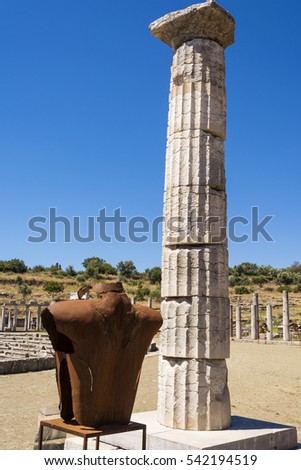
[276, 285, 291, 293]
[229, 276, 240, 287]
[150, 289, 162, 301]
[251, 275, 267, 286]
[135, 283, 151, 301]
[276, 271, 295, 285]
[234, 286, 251, 295]
[18, 283, 32, 301]
[31, 265, 46, 273]
[145, 267, 162, 284]
[43, 281, 64, 296]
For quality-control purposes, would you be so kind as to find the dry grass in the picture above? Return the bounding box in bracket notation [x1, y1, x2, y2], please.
[1, 272, 300, 324]
[0, 272, 161, 309]
[230, 284, 301, 325]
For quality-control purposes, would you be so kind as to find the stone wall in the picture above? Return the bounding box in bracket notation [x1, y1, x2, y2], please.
[0, 333, 55, 374]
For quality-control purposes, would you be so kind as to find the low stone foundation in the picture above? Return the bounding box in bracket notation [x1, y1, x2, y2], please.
[0, 332, 55, 374]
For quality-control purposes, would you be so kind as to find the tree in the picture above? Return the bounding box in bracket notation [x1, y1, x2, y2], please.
[0, 258, 27, 273]
[289, 262, 301, 274]
[101, 262, 117, 276]
[65, 265, 77, 277]
[145, 267, 161, 284]
[82, 257, 117, 278]
[232, 262, 258, 277]
[49, 263, 62, 271]
[276, 271, 295, 285]
[82, 257, 105, 270]
[116, 260, 137, 279]
[18, 283, 32, 302]
[43, 281, 64, 297]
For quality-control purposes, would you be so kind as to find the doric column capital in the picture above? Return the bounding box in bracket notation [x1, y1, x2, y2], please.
[149, 1, 235, 51]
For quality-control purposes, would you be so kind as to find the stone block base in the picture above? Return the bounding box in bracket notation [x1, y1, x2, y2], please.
[75, 411, 297, 450]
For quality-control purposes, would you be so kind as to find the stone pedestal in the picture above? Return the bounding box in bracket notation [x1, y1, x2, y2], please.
[64, 411, 298, 451]
[150, 1, 235, 431]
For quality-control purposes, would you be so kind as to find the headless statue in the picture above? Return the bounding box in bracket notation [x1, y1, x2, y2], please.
[42, 282, 162, 427]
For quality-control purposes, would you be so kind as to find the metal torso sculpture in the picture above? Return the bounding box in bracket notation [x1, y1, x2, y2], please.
[42, 283, 162, 427]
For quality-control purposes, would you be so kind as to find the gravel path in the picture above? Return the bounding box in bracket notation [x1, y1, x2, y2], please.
[0, 341, 300, 449]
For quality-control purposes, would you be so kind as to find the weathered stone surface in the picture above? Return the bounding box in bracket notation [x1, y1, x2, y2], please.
[149, 2, 235, 50]
[160, 297, 230, 359]
[151, 1, 234, 431]
[157, 357, 231, 430]
[168, 39, 226, 139]
[0, 356, 55, 375]
[163, 186, 226, 245]
[0, 332, 54, 374]
[161, 245, 229, 298]
[165, 130, 225, 191]
[283, 290, 290, 342]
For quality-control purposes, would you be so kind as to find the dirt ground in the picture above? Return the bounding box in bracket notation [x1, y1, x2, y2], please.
[0, 340, 301, 450]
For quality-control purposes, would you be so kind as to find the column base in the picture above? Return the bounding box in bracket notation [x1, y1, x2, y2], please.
[158, 357, 231, 430]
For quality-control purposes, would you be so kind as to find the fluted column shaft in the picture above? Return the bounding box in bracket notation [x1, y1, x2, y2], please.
[150, 2, 235, 431]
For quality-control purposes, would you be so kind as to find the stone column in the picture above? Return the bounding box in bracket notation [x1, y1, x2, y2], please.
[236, 306, 242, 340]
[251, 305, 257, 340]
[266, 305, 273, 341]
[12, 305, 18, 332]
[150, 2, 235, 431]
[1, 304, 6, 331]
[282, 291, 290, 341]
[229, 305, 234, 338]
[7, 311, 12, 330]
[24, 306, 29, 331]
[27, 308, 32, 330]
[252, 293, 259, 339]
[37, 305, 42, 331]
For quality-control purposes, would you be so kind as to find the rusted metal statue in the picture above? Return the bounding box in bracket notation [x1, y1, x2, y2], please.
[42, 282, 162, 428]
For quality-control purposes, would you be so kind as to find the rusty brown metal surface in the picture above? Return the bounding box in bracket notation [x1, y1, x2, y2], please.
[41, 283, 162, 428]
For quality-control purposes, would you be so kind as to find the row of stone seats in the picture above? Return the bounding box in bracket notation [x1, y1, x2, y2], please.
[0, 332, 55, 374]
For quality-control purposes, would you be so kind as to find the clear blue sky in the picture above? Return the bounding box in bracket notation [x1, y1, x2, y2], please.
[0, 0, 300, 272]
